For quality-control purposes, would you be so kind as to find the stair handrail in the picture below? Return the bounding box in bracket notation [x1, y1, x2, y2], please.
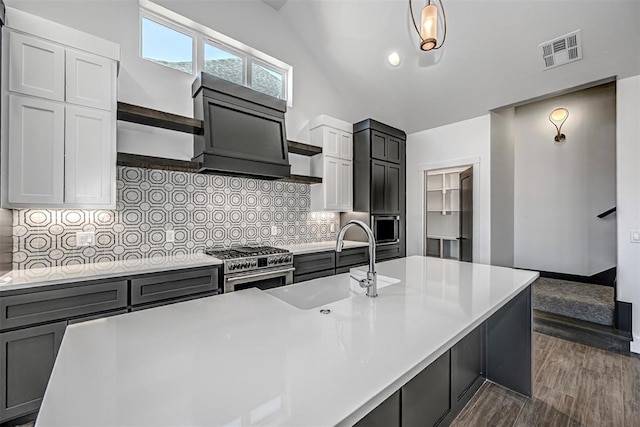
[597, 207, 616, 219]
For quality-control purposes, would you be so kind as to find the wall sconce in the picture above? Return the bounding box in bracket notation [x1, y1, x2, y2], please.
[409, 0, 447, 51]
[549, 107, 569, 143]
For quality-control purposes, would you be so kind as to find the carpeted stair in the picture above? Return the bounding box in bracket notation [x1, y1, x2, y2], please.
[532, 277, 615, 326]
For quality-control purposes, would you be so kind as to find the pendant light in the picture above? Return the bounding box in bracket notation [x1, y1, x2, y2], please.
[410, 0, 447, 51]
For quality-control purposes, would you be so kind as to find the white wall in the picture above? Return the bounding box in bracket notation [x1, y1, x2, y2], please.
[406, 116, 491, 264]
[616, 75, 640, 352]
[5, 0, 360, 162]
[513, 84, 616, 276]
[490, 109, 515, 268]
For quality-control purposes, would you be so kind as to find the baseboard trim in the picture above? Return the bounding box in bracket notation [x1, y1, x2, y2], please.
[538, 267, 616, 287]
[631, 336, 640, 354]
[534, 310, 631, 354]
[615, 301, 633, 333]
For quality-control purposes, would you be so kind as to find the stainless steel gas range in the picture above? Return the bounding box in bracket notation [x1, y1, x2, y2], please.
[204, 246, 294, 293]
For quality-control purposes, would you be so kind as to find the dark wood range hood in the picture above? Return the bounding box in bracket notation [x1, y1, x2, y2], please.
[191, 73, 291, 180]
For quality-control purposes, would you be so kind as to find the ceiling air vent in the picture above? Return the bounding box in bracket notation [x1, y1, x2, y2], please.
[539, 30, 582, 70]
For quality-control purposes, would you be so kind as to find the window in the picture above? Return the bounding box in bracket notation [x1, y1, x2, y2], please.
[139, 0, 293, 105]
[141, 16, 193, 74]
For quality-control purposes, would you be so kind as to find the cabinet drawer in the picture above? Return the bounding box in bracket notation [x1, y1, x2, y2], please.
[0, 280, 127, 331]
[336, 263, 368, 275]
[67, 308, 128, 325]
[376, 244, 402, 261]
[293, 252, 336, 276]
[293, 269, 336, 284]
[130, 267, 219, 306]
[0, 321, 66, 422]
[130, 291, 218, 312]
[336, 247, 369, 268]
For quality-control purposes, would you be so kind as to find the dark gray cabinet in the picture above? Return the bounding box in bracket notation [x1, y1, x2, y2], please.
[355, 390, 400, 427]
[130, 267, 218, 306]
[294, 247, 370, 283]
[293, 251, 335, 283]
[376, 244, 402, 261]
[371, 130, 402, 164]
[0, 321, 65, 421]
[351, 119, 406, 258]
[336, 247, 369, 269]
[402, 350, 451, 426]
[0, 264, 221, 424]
[451, 324, 484, 404]
[0, 279, 127, 330]
[371, 160, 402, 214]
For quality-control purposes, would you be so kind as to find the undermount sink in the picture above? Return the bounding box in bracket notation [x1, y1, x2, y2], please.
[266, 270, 401, 310]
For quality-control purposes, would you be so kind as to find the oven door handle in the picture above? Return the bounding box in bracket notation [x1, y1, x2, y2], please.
[225, 267, 296, 283]
[377, 239, 401, 246]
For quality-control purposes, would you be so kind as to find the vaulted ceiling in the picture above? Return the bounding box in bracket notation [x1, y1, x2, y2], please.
[275, 0, 640, 133]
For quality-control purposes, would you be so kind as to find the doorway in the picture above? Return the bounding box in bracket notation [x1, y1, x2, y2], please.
[424, 166, 473, 261]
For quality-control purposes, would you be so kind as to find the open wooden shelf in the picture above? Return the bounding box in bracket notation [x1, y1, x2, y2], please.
[117, 102, 203, 135]
[287, 140, 322, 156]
[117, 153, 200, 173]
[117, 153, 322, 184]
[279, 174, 322, 184]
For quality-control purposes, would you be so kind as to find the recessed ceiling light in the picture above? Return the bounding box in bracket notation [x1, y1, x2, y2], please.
[388, 51, 401, 66]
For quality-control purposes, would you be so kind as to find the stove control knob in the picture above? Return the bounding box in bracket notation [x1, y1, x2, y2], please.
[229, 264, 236, 271]
[244, 262, 250, 268]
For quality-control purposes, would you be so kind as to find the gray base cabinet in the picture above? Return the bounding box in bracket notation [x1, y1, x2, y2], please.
[355, 323, 488, 426]
[0, 265, 220, 424]
[0, 322, 65, 421]
[355, 390, 400, 427]
[402, 350, 451, 426]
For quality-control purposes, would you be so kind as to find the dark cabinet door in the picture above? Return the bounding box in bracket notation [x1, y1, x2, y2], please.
[371, 160, 387, 213]
[385, 163, 401, 214]
[386, 137, 402, 164]
[451, 325, 484, 404]
[371, 131, 387, 161]
[355, 390, 400, 427]
[402, 350, 451, 426]
[0, 321, 66, 422]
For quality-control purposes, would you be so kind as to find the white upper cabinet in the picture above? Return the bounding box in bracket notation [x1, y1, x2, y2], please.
[309, 115, 353, 212]
[2, 9, 120, 209]
[7, 95, 65, 205]
[64, 106, 114, 205]
[9, 32, 65, 101]
[65, 50, 114, 111]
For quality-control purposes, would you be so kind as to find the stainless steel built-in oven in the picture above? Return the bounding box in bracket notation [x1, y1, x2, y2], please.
[371, 215, 400, 245]
[204, 246, 294, 293]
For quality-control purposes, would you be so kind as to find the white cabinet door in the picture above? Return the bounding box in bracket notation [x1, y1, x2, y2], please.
[9, 32, 65, 101]
[66, 50, 114, 111]
[64, 106, 113, 206]
[323, 156, 340, 210]
[338, 159, 352, 211]
[322, 127, 340, 158]
[339, 132, 352, 160]
[7, 95, 64, 205]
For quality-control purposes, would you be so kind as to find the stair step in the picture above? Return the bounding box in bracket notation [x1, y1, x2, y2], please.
[534, 310, 631, 354]
[533, 277, 614, 326]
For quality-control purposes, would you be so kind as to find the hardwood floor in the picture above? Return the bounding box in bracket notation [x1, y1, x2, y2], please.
[451, 332, 640, 426]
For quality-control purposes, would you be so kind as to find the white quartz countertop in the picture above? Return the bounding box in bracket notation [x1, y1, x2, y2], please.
[0, 253, 222, 293]
[281, 240, 368, 254]
[36, 256, 538, 427]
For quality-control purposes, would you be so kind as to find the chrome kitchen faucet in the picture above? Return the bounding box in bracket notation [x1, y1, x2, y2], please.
[335, 220, 378, 298]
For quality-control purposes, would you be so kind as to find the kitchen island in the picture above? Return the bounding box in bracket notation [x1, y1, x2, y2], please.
[35, 256, 538, 426]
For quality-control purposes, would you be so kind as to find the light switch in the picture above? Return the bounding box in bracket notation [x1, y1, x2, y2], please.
[271, 226, 279, 236]
[166, 230, 175, 243]
[330, 223, 336, 232]
[631, 230, 640, 243]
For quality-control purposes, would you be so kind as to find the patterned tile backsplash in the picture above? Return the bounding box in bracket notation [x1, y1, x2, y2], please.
[13, 167, 340, 269]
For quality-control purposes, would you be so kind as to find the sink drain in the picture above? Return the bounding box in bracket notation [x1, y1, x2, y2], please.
[319, 309, 331, 315]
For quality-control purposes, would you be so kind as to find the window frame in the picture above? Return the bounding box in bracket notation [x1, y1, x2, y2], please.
[139, 9, 197, 75]
[139, 0, 293, 107]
